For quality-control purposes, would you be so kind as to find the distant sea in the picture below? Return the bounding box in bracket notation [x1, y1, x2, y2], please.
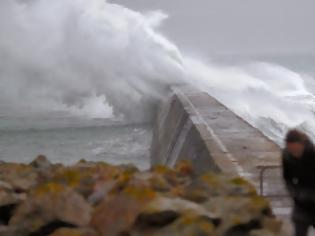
[0, 115, 152, 170]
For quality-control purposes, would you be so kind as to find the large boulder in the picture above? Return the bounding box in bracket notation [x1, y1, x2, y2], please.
[203, 196, 278, 235]
[182, 173, 257, 203]
[10, 183, 92, 235]
[90, 186, 156, 236]
[30, 155, 52, 170]
[0, 181, 25, 225]
[0, 226, 18, 236]
[0, 163, 38, 192]
[128, 197, 220, 236]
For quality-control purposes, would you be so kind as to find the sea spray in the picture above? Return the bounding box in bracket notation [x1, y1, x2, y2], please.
[185, 58, 315, 144]
[1, 0, 315, 144]
[0, 0, 185, 120]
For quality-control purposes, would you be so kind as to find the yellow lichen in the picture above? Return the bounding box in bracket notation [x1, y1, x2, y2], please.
[33, 182, 65, 196]
[199, 220, 215, 232]
[123, 186, 156, 201]
[230, 177, 249, 186]
[151, 165, 173, 175]
[201, 173, 220, 186]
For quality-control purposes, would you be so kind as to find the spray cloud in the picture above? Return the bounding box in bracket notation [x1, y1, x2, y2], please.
[0, 0, 185, 120]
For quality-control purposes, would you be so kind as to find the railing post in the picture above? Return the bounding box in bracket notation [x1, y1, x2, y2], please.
[257, 165, 282, 197]
[259, 167, 265, 196]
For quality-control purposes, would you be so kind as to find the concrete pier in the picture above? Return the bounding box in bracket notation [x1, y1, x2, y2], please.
[151, 85, 281, 179]
[151, 85, 302, 235]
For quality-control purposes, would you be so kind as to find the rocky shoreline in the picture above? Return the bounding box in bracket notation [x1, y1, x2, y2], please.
[0, 155, 281, 236]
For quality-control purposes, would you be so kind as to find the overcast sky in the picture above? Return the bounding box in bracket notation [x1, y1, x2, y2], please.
[113, 0, 315, 56]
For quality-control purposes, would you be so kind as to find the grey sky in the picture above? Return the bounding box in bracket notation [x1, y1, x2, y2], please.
[113, 0, 315, 55]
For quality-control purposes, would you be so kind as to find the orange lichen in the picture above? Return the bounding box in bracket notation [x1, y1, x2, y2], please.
[175, 160, 194, 176]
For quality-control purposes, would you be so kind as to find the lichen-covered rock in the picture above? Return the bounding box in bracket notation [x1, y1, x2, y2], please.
[142, 197, 218, 221]
[0, 188, 23, 225]
[127, 197, 221, 236]
[88, 180, 116, 205]
[131, 214, 219, 236]
[0, 181, 23, 207]
[249, 229, 278, 236]
[0, 158, 282, 235]
[174, 160, 195, 177]
[0, 179, 26, 226]
[10, 183, 91, 234]
[0, 163, 38, 192]
[49, 161, 139, 200]
[51, 168, 96, 198]
[0, 226, 19, 236]
[90, 186, 156, 236]
[182, 173, 256, 203]
[49, 227, 99, 236]
[30, 155, 52, 169]
[203, 195, 279, 235]
[262, 218, 282, 234]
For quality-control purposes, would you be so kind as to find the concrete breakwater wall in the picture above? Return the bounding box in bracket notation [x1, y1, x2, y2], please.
[151, 85, 281, 183]
[152, 85, 296, 235]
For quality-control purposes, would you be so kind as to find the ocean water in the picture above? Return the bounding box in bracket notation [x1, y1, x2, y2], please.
[0, 115, 152, 169]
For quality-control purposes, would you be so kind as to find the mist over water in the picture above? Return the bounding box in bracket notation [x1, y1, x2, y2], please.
[0, 0, 184, 121]
[1, 0, 315, 151]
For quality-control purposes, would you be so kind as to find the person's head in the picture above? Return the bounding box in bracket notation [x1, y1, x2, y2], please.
[285, 129, 309, 159]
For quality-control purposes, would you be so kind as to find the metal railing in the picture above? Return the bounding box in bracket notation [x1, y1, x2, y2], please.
[256, 164, 288, 198]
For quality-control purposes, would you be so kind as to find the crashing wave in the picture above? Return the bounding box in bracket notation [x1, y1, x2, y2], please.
[1, 0, 315, 144]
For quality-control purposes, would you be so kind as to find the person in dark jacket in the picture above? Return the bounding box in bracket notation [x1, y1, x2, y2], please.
[282, 129, 315, 236]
